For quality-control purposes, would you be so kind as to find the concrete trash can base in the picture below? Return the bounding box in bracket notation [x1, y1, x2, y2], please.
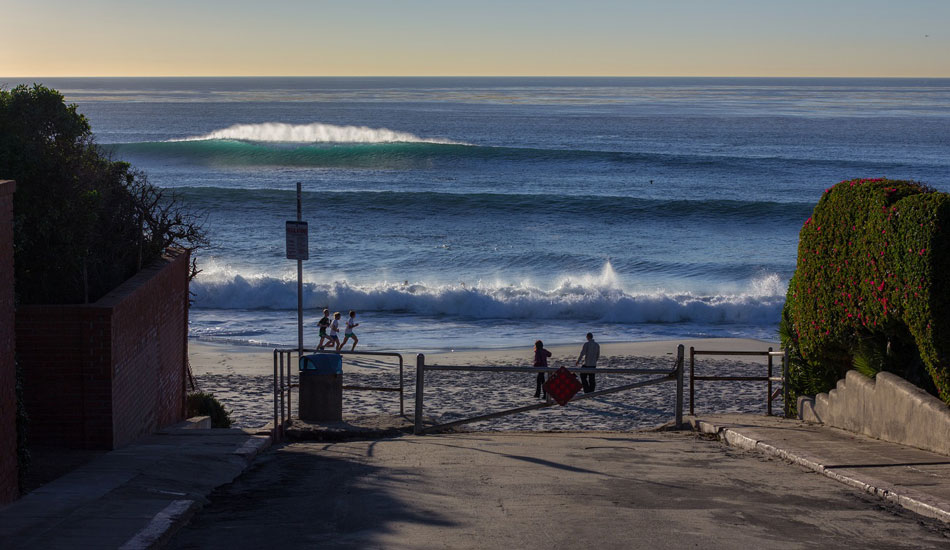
[299, 354, 343, 421]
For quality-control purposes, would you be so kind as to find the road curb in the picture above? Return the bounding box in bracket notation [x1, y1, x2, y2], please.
[119, 500, 199, 550]
[119, 433, 273, 549]
[691, 418, 950, 524]
[234, 434, 273, 462]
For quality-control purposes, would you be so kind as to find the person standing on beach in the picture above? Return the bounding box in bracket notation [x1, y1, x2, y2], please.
[575, 332, 600, 393]
[316, 309, 331, 350]
[340, 310, 360, 351]
[534, 340, 552, 399]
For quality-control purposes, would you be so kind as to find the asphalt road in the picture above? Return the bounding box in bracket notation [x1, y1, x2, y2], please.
[170, 431, 950, 549]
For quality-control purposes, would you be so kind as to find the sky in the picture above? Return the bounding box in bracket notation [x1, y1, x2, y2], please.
[2, 0, 948, 77]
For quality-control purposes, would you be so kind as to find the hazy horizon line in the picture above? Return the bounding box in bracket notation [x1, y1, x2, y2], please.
[5, 74, 950, 80]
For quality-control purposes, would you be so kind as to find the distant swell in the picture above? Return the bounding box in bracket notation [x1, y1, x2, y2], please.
[109, 137, 916, 172]
[174, 187, 815, 225]
[190, 269, 786, 325]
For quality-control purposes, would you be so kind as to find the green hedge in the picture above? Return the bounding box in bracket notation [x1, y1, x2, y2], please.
[782, 178, 950, 409]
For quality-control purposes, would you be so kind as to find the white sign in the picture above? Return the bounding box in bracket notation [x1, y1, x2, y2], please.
[285, 221, 309, 260]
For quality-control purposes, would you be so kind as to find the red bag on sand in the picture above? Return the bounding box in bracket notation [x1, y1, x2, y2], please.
[543, 366, 583, 406]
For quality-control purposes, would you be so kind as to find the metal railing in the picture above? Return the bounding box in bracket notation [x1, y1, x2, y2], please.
[272, 348, 405, 440]
[413, 345, 685, 435]
[689, 347, 789, 417]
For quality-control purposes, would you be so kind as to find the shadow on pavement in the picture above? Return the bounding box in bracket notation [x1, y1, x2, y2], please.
[170, 445, 456, 548]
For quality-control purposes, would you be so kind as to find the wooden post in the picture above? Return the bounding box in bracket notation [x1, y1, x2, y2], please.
[767, 346, 773, 416]
[414, 354, 425, 434]
[675, 345, 684, 427]
[783, 349, 791, 417]
[689, 346, 695, 416]
[278, 352, 285, 439]
[287, 350, 293, 422]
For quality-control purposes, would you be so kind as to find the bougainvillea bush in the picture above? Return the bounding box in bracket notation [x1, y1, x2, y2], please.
[781, 178, 950, 410]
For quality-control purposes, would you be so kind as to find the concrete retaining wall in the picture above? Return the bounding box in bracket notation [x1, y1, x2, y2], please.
[0, 180, 18, 505]
[799, 370, 950, 456]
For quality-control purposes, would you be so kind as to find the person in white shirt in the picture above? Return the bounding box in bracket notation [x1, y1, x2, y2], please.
[328, 312, 342, 350]
[340, 310, 360, 351]
[575, 332, 600, 393]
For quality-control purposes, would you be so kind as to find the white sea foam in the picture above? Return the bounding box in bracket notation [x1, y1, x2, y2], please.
[190, 263, 786, 326]
[175, 122, 460, 144]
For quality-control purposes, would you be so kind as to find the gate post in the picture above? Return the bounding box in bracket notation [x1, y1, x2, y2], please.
[767, 346, 773, 416]
[288, 351, 293, 422]
[414, 354, 425, 435]
[783, 348, 791, 418]
[689, 346, 695, 415]
[279, 352, 285, 435]
[273, 349, 279, 440]
[675, 344, 684, 427]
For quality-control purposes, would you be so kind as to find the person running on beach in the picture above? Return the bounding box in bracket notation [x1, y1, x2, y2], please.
[340, 310, 360, 351]
[534, 340, 552, 399]
[316, 309, 331, 350]
[328, 312, 342, 350]
[575, 332, 600, 393]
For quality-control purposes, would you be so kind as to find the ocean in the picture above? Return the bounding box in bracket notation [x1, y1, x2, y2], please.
[18, 77, 950, 351]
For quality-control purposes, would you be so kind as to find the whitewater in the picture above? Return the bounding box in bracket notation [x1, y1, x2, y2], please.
[34, 77, 950, 351]
[175, 121, 462, 145]
[191, 262, 785, 321]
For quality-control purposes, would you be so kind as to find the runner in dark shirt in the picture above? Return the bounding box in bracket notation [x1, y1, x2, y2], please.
[317, 309, 331, 350]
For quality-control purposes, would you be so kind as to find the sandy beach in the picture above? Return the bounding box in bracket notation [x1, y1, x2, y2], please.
[190, 337, 783, 430]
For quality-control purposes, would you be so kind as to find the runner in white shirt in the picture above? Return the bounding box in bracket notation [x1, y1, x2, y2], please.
[340, 310, 360, 351]
[328, 312, 342, 350]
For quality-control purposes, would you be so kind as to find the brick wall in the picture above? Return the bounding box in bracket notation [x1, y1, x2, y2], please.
[0, 180, 18, 504]
[104, 253, 189, 446]
[16, 251, 190, 450]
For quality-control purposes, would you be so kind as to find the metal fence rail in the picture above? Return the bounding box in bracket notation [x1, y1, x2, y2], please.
[414, 345, 685, 435]
[689, 347, 790, 417]
[272, 348, 405, 440]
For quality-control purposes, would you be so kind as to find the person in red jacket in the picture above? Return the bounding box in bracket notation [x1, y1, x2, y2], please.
[533, 339, 552, 399]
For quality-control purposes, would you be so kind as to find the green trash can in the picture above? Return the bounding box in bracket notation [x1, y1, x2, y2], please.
[298, 354, 343, 421]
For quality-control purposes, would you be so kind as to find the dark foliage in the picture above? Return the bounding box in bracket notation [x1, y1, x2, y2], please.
[0, 84, 206, 305]
[186, 392, 233, 428]
[782, 178, 950, 411]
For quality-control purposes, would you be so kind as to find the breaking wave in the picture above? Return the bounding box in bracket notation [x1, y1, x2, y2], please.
[109, 129, 912, 172]
[190, 265, 786, 326]
[173, 122, 460, 144]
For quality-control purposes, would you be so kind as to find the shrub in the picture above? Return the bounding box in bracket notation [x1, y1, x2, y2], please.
[782, 178, 950, 410]
[186, 392, 233, 428]
[0, 84, 206, 305]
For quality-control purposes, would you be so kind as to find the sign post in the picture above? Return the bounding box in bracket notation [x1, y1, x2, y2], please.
[285, 183, 308, 358]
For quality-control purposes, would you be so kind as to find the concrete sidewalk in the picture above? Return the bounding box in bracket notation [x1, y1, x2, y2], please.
[691, 414, 950, 524]
[0, 424, 271, 550]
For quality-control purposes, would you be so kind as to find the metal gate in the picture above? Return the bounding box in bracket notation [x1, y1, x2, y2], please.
[413, 345, 685, 434]
[688, 347, 789, 417]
